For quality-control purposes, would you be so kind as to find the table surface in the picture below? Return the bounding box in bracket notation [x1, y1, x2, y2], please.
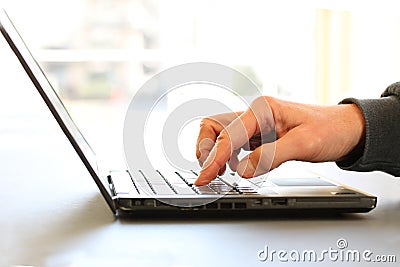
[1, 34, 400, 267]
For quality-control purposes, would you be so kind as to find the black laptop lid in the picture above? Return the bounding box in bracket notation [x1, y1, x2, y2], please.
[0, 9, 116, 213]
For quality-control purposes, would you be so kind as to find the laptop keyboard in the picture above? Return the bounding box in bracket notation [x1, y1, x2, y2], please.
[133, 169, 260, 196]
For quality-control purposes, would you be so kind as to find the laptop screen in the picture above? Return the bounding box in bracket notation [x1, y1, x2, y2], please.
[0, 9, 116, 212]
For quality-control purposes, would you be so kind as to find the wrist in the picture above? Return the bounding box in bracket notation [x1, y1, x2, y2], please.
[337, 102, 366, 166]
[336, 103, 366, 164]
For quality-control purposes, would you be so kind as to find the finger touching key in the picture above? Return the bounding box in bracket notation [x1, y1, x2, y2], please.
[194, 97, 276, 185]
[196, 112, 242, 166]
[195, 128, 234, 185]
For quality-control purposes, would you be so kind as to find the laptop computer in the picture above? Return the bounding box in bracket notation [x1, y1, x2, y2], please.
[0, 9, 376, 216]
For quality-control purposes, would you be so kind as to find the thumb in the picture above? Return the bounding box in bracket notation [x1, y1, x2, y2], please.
[236, 129, 303, 178]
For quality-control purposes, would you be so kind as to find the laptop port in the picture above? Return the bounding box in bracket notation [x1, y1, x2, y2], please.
[220, 203, 233, 209]
[271, 198, 288, 206]
[253, 199, 262, 206]
[144, 200, 156, 207]
[205, 203, 218, 210]
[155, 201, 169, 207]
[234, 202, 246, 209]
[133, 200, 143, 206]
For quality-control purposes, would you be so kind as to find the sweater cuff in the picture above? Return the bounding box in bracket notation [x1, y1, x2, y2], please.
[336, 95, 400, 176]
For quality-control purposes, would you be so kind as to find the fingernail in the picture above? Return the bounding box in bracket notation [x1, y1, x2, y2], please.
[194, 172, 207, 186]
[194, 178, 207, 186]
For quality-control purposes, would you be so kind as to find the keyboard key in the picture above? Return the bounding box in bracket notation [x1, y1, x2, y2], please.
[173, 186, 197, 195]
[209, 185, 233, 192]
[175, 172, 198, 185]
[166, 173, 186, 185]
[241, 191, 260, 195]
[209, 180, 226, 185]
[224, 191, 240, 195]
[109, 171, 138, 195]
[147, 178, 168, 185]
[184, 178, 197, 186]
[175, 176, 196, 185]
[152, 184, 175, 195]
[219, 175, 241, 187]
[136, 170, 149, 182]
[193, 185, 217, 194]
[136, 181, 154, 194]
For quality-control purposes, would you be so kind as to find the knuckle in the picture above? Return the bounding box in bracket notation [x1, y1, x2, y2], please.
[199, 116, 218, 128]
[216, 130, 231, 144]
[251, 96, 272, 106]
[296, 128, 325, 160]
[306, 137, 324, 159]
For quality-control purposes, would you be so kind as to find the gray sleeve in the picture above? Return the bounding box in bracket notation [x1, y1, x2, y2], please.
[335, 82, 400, 177]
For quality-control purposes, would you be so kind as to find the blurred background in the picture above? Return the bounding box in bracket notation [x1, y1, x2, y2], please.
[3, 0, 400, 104]
[1, 0, 400, 169]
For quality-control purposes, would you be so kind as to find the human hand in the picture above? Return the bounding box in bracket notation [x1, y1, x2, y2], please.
[194, 96, 365, 185]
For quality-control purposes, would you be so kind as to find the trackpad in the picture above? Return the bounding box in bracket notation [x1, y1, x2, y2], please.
[269, 177, 336, 186]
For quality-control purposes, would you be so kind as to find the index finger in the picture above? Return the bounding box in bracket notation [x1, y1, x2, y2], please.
[196, 112, 242, 166]
[195, 110, 259, 185]
[195, 97, 274, 185]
